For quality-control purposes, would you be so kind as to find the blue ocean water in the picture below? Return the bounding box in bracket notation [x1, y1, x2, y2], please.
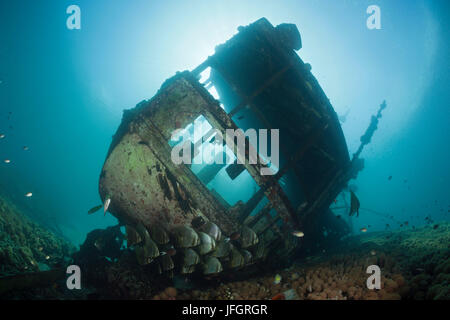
[0, 0, 448, 247]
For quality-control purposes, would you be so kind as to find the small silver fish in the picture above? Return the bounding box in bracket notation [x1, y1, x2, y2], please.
[25, 192, 33, 197]
[292, 231, 304, 238]
[104, 198, 111, 215]
[0, 134, 5, 139]
[4, 159, 10, 164]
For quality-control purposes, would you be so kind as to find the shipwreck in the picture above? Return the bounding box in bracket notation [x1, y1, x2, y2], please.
[98, 18, 384, 278]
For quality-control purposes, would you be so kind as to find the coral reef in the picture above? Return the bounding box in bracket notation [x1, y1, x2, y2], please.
[1, 197, 448, 301]
[154, 222, 450, 300]
[102, 252, 162, 299]
[0, 195, 75, 277]
[171, 253, 405, 300]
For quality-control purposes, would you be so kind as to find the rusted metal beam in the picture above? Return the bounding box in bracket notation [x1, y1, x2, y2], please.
[257, 210, 280, 235]
[258, 215, 282, 237]
[191, 58, 211, 77]
[245, 201, 272, 228]
[238, 187, 267, 223]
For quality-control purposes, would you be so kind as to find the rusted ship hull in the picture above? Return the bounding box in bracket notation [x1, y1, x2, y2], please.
[99, 18, 351, 277]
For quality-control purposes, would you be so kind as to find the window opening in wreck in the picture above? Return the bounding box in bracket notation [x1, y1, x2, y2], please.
[198, 67, 222, 106]
[194, 68, 303, 221]
[168, 114, 261, 207]
[198, 67, 211, 86]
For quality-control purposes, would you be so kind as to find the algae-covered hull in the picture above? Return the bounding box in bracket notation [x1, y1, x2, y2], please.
[99, 18, 351, 277]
